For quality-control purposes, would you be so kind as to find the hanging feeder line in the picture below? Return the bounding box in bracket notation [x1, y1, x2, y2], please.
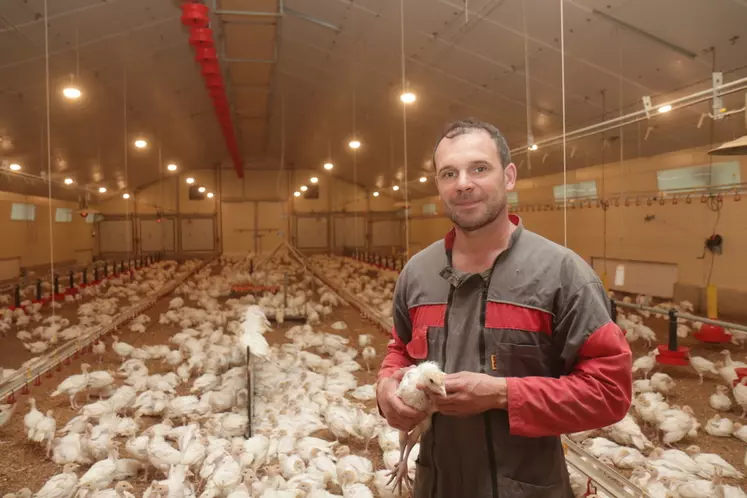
[180, 2, 243, 178]
[305, 247, 647, 498]
[0, 256, 216, 404]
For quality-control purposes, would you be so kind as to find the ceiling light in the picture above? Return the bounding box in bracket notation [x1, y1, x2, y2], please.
[9, 163, 21, 171]
[400, 92, 416, 104]
[294, 191, 301, 197]
[198, 186, 206, 193]
[207, 192, 214, 199]
[528, 144, 538, 151]
[122, 193, 130, 199]
[349, 140, 361, 149]
[186, 177, 195, 184]
[62, 86, 82, 100]
[310, 177, 319, 184]
[392, 185, 400, 191]
[323, 162, 334, 170]
[658, 104, 672, 113]
[300, 186, 308, 192]
[419, 176, 427, 183]
[373, 192, 379, 197]
[99, 187, 107, 193]
[167, 164, 178, 171]
[64, 178, 74, 185]
[134, 139, 147, 149]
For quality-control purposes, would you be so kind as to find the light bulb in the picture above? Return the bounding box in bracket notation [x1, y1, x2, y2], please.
[323, 162, 334, 170]
[400, 92, 416, 104]
[392, 185, 400, 191]
[658, 104, 672, 113]
[207, 192, 214, 199]
[99, 187, 107, 193]
[310, 177, 319, 184]
[134, 139, 147, 148]
[64, 178, 74, 185]
[62, 86, 82, 99]
[198, 186, 206, 193]
[167, 164, 177, 171]
[294, 191, 301, 197]
[300, 186, 308, 192]
[349, 140, 361, 149]
[9, 163, 21, 171]
[419, 176, 427, 183]
[186, 177, 195, 184]
[373, 192, 379, 197]
[528, 144, 538, 151]
[122, 193, 130, 199]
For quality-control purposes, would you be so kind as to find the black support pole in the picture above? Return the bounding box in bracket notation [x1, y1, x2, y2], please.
[36, 280, 42, 301]
[668, 309, 678, 352]
[13, 285, 20, 308]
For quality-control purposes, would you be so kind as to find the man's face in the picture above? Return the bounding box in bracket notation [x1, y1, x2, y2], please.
[433, 129, 516, 232]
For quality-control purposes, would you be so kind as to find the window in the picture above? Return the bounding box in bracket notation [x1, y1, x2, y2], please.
[303, 185, 319, 199]
[507, 192, 519, 205]
[656, 161, 740, 191]
[85, 213, 102, 224]
[553, 181, 598, 202]
[55, 207, 73, 222]
[422, 203, 437, 215]
[10, 203, 35, 221]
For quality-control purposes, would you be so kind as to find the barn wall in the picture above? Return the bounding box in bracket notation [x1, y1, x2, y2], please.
[0, 192, 95, 281]
[406, 146, 747, 318]
[94, 166, 399, 257]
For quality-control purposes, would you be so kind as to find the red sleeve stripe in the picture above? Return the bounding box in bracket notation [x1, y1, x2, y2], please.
[485, 301, 552, 335]
[377, 326, 415, 380]
[409, 304, 447, 329]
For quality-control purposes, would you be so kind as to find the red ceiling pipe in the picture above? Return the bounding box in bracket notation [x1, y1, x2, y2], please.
[189, 27, 214, 48]
[181, 3, 209, 28]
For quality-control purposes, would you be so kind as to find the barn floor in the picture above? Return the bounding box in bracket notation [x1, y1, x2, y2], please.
[0, 266, 392, 496]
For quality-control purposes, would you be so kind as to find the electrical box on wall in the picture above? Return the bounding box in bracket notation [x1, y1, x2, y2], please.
[303, 185, 319, 199]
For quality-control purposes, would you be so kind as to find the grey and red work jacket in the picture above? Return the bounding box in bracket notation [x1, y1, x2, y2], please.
[378, 215, 633, 498]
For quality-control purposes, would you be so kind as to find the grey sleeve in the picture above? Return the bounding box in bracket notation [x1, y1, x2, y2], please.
[392, 264, 413, 344]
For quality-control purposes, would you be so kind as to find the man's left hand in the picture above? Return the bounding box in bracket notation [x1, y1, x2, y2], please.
[423, 372, 507, 416]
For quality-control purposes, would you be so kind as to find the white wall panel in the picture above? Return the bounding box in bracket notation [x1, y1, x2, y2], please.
[592, 257, 678, 299]
[141, 219, 176, 252]
[371, 220, 402, 247]
[257, 202, 286, 253]
[74, 249, 93, 266]
[181, 218, 215, 252]
[99, 220, 133, 253]
[297, 216, 328, 249]
[222, 202, 256, 255]
[334, 216, 366, 248]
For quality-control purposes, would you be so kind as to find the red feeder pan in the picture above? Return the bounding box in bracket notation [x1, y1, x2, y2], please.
[201, 63, 221, 77]
[181, 3, 210, 28]
[694, 324, 732, 344]
[189, 28, 214, 48]
[195, 47, 218, 63]
[733, 368, 747, 387]
[205, 76, 224, 90]
[655, 344, 690, 366]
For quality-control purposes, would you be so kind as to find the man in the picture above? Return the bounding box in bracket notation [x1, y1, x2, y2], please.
[376, 118, 632, 498]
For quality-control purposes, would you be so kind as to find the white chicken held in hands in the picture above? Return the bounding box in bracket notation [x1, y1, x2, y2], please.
[386, 361, 446, 494]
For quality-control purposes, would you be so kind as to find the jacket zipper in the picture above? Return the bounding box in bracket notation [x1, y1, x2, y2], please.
[480, 281, 499, 498]
[431, 285, 455, 498]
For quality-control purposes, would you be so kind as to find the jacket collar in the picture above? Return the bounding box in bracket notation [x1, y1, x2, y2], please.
[440, 214, 524, 285]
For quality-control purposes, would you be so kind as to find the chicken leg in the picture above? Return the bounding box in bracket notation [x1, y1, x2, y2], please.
[387, 420, 427, 495]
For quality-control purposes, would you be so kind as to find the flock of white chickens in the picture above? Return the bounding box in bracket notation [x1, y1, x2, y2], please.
[2, 252, 747, 498]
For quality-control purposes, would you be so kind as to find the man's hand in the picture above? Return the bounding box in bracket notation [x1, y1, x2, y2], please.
[426, 372, 507, 417]
[377, 371, 428, 432]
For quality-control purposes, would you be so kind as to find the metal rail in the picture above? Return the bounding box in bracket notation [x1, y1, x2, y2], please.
[0, 258, 213, 402]
[615, 301, 747, 333]
[307, 252, 649, 498]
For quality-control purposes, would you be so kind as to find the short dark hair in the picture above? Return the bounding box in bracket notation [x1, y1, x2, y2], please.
[431, 118, 511, 170]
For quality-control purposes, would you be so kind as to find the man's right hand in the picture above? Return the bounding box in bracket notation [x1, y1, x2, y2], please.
[377, 372, 428, 432]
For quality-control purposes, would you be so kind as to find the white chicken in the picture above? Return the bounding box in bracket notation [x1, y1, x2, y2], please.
[385, 362, 446, 493]
[710, 385, 733, 411]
